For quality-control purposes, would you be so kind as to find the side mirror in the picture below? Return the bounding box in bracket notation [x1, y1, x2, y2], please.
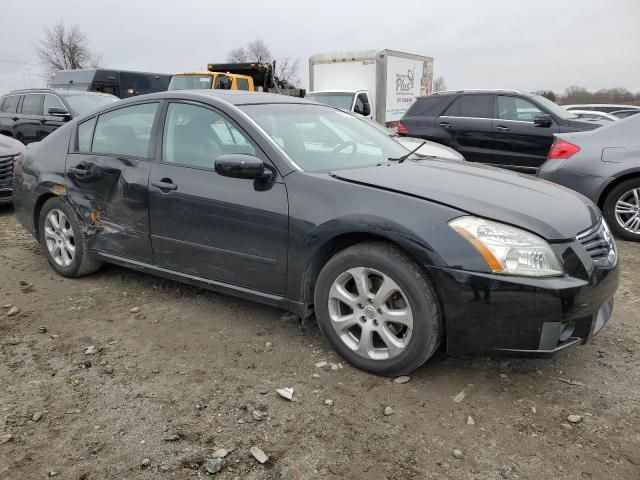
[362, 102, 371, 117]
[48, 107, 71, 119]
[534, 114, 553, 127]
[215, 154, 272, 180]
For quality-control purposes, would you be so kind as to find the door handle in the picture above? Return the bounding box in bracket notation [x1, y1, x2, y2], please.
[151, 178, 177, 191]
[439, 122, 452, 129]
[68, 164, 88, 176]
[12, 117, 19, 121]
[496, 125, 510, 132]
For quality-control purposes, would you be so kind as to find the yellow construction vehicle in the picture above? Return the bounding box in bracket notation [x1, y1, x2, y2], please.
[168, 71, 255, 91]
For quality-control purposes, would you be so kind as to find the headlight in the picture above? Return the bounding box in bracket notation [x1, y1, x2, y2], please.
[449, 216, 564, 277]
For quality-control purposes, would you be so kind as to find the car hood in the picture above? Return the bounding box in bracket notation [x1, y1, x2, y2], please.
[330, 160, 601, 241]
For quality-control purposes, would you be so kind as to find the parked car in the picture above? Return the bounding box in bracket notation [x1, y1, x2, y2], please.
[13, 90, 618, 375]
[610, 109, 640, 119]
[0, 135, 24, 205]
[538, 113, 640, 241]
[399, 90, 600, 173]
[570, 110, 618, 123]
[0, 89, 118, 144]
[564, 104, 640, 114]
[359, 115, 465, 161]
[52, 69, 171, 98]
[395, 136, 465, 161]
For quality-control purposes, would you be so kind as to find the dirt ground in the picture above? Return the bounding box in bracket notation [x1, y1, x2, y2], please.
[0, 204, 639, 480]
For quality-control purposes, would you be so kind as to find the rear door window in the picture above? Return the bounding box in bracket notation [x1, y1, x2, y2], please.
[406, 95, 455, 117]
[76, 117, 97, 152]
[1, 95, 20, 113]
[21, 94, 44, 115]
[91, 103, 158, 158]
[455, 95, 493, 118]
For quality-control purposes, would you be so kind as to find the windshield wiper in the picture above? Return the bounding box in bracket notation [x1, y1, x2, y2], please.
[388, 141, 426, 163]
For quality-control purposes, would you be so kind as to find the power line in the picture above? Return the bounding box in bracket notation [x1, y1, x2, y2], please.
[0, 59, 40, 67]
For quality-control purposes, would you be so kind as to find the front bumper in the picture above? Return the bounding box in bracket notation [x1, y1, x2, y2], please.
[427, 259, 619, 356]
[0, 187, 12, 205]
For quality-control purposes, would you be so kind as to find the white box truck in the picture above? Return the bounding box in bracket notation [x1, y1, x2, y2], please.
[308, 50, 434, 126]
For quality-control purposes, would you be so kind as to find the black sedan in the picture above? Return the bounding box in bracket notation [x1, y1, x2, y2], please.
[12, 91, 619, 375]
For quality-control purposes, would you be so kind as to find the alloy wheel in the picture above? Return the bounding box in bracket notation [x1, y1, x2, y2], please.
[327, 267, 413, 361]
[44, 209, 76, 267]
[614, 188, 640, 234]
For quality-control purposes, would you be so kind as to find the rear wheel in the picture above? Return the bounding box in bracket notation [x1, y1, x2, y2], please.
[314, 242, 442, 376]
[603, 179, 640, 241]
[38, 197, 101, 277]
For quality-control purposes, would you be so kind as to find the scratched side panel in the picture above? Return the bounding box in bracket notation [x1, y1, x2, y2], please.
[65, 153, 152, 263]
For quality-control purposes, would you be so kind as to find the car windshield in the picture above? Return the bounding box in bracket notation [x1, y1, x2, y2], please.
[63, 93, 118, 116]
[533, 95, 579, 120]
[240, 103, 409, 172]
[306, 92, 355, 111]
[168, 75, 213, 90]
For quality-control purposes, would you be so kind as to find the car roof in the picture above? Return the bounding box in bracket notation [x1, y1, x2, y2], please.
[4, 88, 114, 97]
[126, 89, 312, 106]
[308, 90, 360, 94]
[429, 89, 524, 96]
[564, 104, 640, 109]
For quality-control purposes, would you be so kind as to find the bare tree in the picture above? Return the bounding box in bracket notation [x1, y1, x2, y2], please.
[36, 21, 101, 81]
[246, 39, 273, 63]
[275, 57, 301, 87]
[433, 76, 447, 92]
[227, 47, 248, 63]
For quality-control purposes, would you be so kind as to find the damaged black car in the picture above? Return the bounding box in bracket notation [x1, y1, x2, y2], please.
[12, 91, 619, 375]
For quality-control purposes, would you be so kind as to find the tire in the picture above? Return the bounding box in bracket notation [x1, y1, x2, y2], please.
[314, 242, 442, 376]
[602, 179, 640, 242]
[38, 197, 102, 277]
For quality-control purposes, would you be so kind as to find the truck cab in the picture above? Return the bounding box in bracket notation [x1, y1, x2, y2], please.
[306, 90, 374, 120]
[168, 72, 255, 91]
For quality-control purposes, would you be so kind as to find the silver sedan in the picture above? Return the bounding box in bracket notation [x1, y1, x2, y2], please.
[537, 113, 640, 241]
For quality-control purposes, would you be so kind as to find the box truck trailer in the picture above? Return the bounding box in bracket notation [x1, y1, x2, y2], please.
[308, 50, 433, 126]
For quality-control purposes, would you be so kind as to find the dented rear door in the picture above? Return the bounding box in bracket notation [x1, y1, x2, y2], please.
[66, 102, 160, 262]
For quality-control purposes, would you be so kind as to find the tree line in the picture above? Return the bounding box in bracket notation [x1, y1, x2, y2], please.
[537, 86, 640, 106]
[36, 22, 301, 86]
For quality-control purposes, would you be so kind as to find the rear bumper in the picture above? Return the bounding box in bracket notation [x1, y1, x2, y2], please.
[537, 161, 605, 204]
[427, 263, 619, 356]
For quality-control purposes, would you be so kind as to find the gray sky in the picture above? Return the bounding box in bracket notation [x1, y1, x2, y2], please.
[1, 0, 639, 95]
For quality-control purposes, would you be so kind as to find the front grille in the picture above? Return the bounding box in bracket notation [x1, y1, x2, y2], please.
[0, 155, 14, 189]
[577, 219, 617, 268]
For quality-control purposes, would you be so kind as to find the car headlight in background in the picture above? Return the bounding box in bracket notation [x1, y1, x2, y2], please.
[449, 216, 564, 277]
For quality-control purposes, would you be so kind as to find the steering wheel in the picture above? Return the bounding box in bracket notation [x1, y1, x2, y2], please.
[331, 141, 358, 154]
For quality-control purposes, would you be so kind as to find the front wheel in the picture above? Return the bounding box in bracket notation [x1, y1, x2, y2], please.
[38, 197, 102, 277]
[314, 242, 443, 376]
[602, 179, 640, 241]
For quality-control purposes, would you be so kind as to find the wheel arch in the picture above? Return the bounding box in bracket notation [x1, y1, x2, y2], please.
[301, 231, 439, 313]
[598, 171, 640, 208]
[32, 192, 60, 240]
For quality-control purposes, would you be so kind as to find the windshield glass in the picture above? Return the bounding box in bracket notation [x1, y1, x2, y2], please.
[533, 95, 578, 120]
[63, 93, 118, 116]
[240, 104, 409, 172]
[168, 75, 213, 91]
[306, 92, 355, 110]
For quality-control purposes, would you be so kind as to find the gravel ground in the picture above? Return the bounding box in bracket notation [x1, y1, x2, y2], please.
[1, 204, 639, 480]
